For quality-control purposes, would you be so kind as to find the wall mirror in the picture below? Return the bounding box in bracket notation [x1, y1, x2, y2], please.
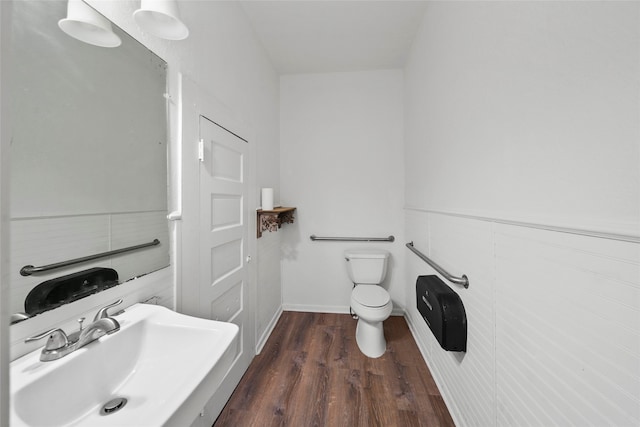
[9, 0, 170, 323]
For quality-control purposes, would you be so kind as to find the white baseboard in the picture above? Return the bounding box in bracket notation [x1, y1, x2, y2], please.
[282, 303, 405, 317]
[282, 303, 350, 314]
[404, 310, 464, 427]
[390, 301, 405, 316]
[255, 306, 283, 354]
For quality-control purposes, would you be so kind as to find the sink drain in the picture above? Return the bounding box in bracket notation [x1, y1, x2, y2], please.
[100, 397, 127, 415]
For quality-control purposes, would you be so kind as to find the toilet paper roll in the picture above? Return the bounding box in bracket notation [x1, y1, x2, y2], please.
[261, 188, 274, 211]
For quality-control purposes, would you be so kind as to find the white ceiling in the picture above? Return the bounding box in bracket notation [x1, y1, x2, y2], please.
[239, 1, 429, 74]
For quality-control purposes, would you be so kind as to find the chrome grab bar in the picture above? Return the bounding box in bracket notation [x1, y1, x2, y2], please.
[310, 235, 395, 242]
[20, 239, 161, 276]
[406, 241, 469, 289]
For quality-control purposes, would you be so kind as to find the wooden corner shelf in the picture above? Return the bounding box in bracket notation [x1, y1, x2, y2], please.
[257, 207, 296, 238]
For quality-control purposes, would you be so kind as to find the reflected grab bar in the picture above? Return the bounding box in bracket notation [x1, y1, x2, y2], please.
[20, 239, 161, 276]
[406, 241, 469, 289]
[310, 235, 395, 242]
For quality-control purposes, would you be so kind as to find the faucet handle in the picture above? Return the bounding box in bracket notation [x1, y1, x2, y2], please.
[25, 328, 69, 351]
[93, 299, 123, 321]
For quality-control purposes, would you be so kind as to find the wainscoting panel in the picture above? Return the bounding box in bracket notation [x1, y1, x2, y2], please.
[405, 209, 640, 427]
[428, 214, 495, 427]
[406, 211, 496, 427]
[494, 224, 640, 426]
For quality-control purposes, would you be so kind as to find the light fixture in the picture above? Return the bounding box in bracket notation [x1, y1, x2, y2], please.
[58, 0, 122, 48]
[133, 0, 189, 41]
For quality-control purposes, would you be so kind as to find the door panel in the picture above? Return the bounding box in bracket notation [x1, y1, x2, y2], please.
[198, 115, 251, 418]
[211, 194, 242, 230]
[199, 116, 248, 319]
[211, 143, 243, 182]
[209, 280, 243, 323]
[210, 239, 242, 284]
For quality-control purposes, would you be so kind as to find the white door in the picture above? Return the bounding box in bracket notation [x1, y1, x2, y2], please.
[198, 115, 252, 416]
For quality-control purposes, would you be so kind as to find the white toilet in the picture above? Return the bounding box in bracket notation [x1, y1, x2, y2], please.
[345, 249, 393, 358]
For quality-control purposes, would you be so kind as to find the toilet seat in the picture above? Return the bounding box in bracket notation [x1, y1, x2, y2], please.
[352, 285, 390, 308]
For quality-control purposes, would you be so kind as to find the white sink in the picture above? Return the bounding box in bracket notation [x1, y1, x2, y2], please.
[10, 303, 239, 427]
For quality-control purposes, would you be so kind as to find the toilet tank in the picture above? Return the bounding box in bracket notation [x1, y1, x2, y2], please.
[344, 249, 390, 284]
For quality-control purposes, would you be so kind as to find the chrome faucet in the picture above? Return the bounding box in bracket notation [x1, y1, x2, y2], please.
[93, 299, 123, 321]
[76, 317, 120, 348]
[25, 299, 123, 362]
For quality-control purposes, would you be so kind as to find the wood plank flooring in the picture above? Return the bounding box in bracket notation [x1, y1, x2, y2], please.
[213, 312, 455, 427]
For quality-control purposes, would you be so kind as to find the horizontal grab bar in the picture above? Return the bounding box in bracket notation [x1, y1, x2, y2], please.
[406, 241, 469, 289]
[20, 239, 161, 276]
[310, 235, 395, 242]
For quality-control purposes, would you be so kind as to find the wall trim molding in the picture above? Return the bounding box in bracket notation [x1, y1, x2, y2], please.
[404, 206, 640, 243]
[255, 306, 283, 355]
[282, 303, 405, 317]
[282, 303, 350, 314]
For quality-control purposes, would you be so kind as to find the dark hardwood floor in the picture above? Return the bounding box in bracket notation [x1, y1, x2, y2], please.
[214, 311, 455, 427]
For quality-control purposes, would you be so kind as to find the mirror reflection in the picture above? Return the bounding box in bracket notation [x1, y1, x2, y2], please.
[9, 0, 170, 322]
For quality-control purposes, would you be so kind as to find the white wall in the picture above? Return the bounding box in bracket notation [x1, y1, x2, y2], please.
[256, 231, 282, 351]
[0, 2, 11, 424]
[280, 70, 404, 313]
[405, 1, 639, 238]
[404, 2, 640, 426]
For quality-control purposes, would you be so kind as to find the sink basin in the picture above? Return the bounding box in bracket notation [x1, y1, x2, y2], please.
[10, 303, 239, 427]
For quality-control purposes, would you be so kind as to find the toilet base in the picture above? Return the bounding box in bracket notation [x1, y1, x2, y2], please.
[355, 318, 387, 358]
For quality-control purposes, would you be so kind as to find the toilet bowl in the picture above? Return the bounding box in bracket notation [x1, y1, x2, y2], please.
[351, 285, 393, 358]
[345, 249, 392, 358]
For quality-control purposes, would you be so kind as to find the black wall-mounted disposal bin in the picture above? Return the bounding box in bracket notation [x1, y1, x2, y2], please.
[25, 267, 119, 316]
[416, 275, 467, 352]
